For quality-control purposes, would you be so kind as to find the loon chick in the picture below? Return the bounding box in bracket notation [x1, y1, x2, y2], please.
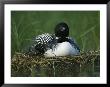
[27, 22, 80, 57]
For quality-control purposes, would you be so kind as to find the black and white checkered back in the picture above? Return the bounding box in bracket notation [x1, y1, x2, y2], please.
[28, 33, 56, 55]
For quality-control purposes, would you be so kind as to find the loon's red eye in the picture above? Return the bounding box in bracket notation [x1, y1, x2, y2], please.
[60, 27, 65, 31]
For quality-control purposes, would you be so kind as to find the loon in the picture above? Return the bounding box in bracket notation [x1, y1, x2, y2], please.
[27, 22, 80, 57]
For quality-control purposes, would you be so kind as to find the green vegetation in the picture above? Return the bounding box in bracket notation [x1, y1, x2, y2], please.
[11, 11, 100, 55]
[11, 11, 100, 77]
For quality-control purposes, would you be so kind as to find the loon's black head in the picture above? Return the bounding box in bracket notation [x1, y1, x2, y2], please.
[55, 22, 69, 43]
[55, 22, 69, 38]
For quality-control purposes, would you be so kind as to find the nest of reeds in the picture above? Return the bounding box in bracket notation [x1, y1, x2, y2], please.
[11, 50, 100, 77]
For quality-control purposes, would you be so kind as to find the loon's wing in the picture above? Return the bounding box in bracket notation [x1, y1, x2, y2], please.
[68, 37, 80, 52]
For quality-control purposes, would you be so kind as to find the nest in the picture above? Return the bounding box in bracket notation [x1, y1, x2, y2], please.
[11, 51, 100, 77]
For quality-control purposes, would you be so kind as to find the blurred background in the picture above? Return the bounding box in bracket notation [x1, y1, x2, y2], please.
[11, 11, 100, 57]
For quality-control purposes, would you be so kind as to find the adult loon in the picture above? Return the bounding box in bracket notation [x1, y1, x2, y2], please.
[27, 22, 80, 57]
